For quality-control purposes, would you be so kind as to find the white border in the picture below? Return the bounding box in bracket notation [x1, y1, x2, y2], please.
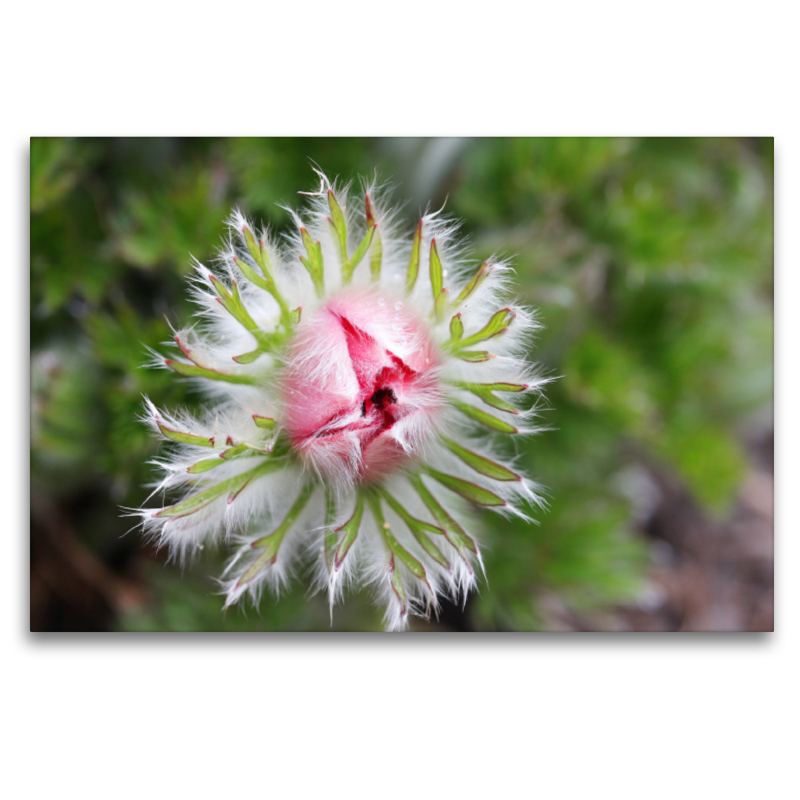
[8, 3, 795, 798]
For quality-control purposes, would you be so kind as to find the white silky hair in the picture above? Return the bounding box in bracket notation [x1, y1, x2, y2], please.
[135, 171, 548, 630]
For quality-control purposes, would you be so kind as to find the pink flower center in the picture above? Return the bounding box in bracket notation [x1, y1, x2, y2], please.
[282, 291, 442, 484]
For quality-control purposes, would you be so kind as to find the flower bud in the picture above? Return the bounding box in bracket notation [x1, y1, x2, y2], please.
[282, 290, 443, 485]
[135, 173, 546, 630]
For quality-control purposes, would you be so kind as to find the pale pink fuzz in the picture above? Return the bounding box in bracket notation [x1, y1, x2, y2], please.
[282, 290, 443, 484]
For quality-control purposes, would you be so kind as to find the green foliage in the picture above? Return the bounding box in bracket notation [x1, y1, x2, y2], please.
[30, 137, 773, 631]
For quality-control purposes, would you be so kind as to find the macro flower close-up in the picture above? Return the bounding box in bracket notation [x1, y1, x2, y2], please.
[31, 136, 774, 636]
[136, 172, 545, 629]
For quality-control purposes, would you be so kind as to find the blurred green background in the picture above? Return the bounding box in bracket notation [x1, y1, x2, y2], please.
[30, 137, 774, 632]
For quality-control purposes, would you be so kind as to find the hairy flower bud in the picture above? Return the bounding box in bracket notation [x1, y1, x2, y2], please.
[282, 290, 443, 485]
[133, 170, 547, 630]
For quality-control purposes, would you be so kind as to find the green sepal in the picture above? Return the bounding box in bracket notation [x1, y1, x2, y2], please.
[452, 308, 515, 350]
[232, 348, 263, 364]
[342, 225, 376, 284]
[208, 273, 232, 301]
[252, 415, 277, 430]
[165, 359, 259, 385]
[156, 419, 215, 448]
[449, 313, 464, 341]
[233, 256, 271, 293]
[380, 490, 449, 569]
[385, 527, 427, 581]
[455, 350, 492, 363]
[429, 239, 443, 302]
[370, 230, 383, 281]
[434, 287, 449, 323]
[442, 438, 520, 482]
[457, 382, 526, 414]
[240, 483, 316, 585]
[452, 401, 518, 434]
[367, 494, 427, 582]
[481, 382, 527, 393]
[475, 391, 518, 414]
[186, 457, 226, 474]
[425, 468, 506, 507]
[366, 192, 382, 279]
[243, 226, 265, 270]
[232, 254, 291, 328]
[333, 494, 365, 570]
[327, 190, 348, 263]
[209, 275, 273, 349]
[156, 460, 279, 519]
[453, 263, 492, 308]
[406, 219, 423, 292]
[220, 443, 250, 459]
[300, 227, 325, 297]
[185, 445, 254, 473]
[410, 474, 479, 555]
[389, 555, 408, 614]
[324, 490, 338, 570]
[290, 307, 302, 324]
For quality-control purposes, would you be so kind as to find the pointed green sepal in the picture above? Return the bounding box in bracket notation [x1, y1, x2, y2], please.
[333, 494, 365, 570]
[220, 444, 250, 459]
[208, 273, 232, 301]
[233, 256, 272, 292]
[452, 401, 518, 434]
[380, 490, 449, 569]
[406, 219, 423, 292]
[250, 482, 315, 553]
[327, 190, 348, 263]
[442, 438, 520, 482]
[156, 460, 279, 519]
[457, 382, 527, 414]
[453, 263, 493, 308]
[342, 225, 376, 284]
[300, 227, 325, 297]
[232, 252, 291, 329]
[388, 555, 408, 615]
[368, 494, 427, 582]
[452, 308, 515, 351]
[434, 288, 449, 323]
[185, 445, 257, 474]
[243, 226, 265, 270]
[386, 528, 427, 581]
[239, 483, 315, 584]
[186, 457, 226, 474]
[232, 348, 263, 365]
[290, 307, 302, 324]
[370, 230, 382, 281]
[252, 415, 277, 430]
[208, 275, 273, 348]
[429, 238, 444, 302]
[324, 491, 338, 569]
[410, 474, 479, 555]
[425, 468, 506, 507]
[483, 382, 527, 393]
[456, 350, 492, 363]
[227, 474, 258, 504]
[366, 192, 382, 279]
[449, 313, 464, 341]
[233, 256, 270, 292]
[156, 419, 215, 448]
[165, 359, 259, 385]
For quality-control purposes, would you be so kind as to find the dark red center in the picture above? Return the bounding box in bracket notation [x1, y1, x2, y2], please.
[312, 315, 417, 451]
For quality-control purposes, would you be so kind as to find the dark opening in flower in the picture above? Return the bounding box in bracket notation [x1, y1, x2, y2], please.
[282, 290, 444, 485]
